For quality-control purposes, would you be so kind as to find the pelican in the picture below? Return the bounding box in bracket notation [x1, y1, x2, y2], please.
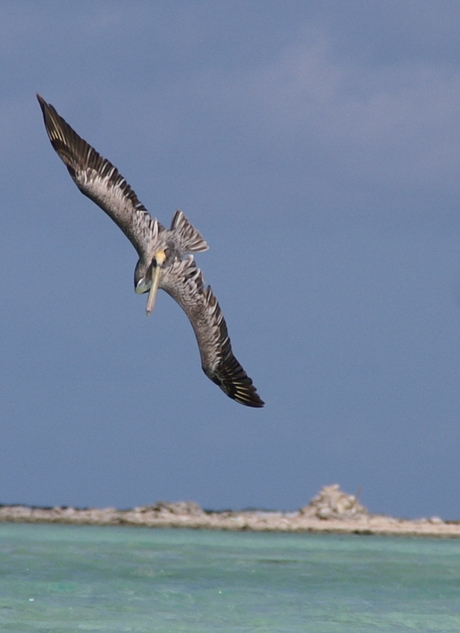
[37, 95, 264, 408]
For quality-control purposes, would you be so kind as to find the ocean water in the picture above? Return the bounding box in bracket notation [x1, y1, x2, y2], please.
[1, 524, 460, 632]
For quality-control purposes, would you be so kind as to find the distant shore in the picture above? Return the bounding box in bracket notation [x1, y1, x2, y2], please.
[0, 503, 458, 538]
[2, 486, 458, 538]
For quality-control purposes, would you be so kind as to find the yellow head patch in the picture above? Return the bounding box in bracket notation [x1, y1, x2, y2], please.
[155, 249, 166, 265]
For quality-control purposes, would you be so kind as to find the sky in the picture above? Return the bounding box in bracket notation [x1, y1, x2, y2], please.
[2, 0, 460, 519]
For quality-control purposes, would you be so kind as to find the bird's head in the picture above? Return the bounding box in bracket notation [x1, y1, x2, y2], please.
[134, 249, 167, 315]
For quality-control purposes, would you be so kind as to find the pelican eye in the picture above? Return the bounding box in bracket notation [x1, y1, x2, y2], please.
[135, 278, 150, 294]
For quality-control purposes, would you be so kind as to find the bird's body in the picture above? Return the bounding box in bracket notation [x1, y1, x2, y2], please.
[37, 95, 264, 407]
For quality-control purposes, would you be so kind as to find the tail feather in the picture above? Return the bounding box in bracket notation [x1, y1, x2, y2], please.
[171, 210, 208, 254]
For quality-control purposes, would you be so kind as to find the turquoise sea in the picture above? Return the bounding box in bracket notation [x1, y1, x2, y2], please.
[1, 523, 460, 632]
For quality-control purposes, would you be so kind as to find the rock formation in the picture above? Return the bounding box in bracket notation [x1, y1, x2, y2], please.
[300, 484, 368, 520]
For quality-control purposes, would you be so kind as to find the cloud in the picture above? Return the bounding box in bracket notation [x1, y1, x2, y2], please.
[204, 28, 460, 192]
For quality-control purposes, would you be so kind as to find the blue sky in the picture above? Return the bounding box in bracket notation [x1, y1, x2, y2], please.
[2, 1, 460, 518]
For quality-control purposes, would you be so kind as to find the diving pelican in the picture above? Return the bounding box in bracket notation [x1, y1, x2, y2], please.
[37, 95, 264, 408]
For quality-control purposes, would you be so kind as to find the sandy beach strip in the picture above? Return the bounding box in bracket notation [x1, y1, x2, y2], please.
[0, 505, 458, 537]
[1, 486, 459, 538]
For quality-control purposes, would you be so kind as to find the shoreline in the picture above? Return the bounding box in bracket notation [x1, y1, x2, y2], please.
[1, 486, 459, 538]
[0, 505, 458, 538]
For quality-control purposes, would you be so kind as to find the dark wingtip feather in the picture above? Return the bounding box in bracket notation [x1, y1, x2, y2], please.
[36, 94, 57, 133]
[234, 389, 265, 408]
[206, 363, 264, 408]
[226, 381, 265, 408]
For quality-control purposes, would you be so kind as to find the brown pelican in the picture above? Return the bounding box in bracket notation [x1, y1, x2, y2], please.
[37, 95, 264, 408]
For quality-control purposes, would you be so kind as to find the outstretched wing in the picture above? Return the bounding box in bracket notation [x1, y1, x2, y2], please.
[162, 257, 264, 408]
[37, 95, 160, 259]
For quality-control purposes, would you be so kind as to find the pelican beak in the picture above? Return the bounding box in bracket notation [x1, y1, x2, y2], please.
[146, 250, 166, 316]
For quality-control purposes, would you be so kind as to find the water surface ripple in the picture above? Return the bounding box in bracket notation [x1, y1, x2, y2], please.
[1, 523, 460, 632]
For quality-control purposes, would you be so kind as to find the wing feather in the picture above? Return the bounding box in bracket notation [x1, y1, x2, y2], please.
[37, 94, 160, 259]
[162, 257, 264, 407]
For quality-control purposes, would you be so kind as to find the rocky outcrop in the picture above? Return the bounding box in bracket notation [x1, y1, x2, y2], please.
[0, 485, 456, 538]
[300, 484, 368, 520]
[134, 501, 204, 516]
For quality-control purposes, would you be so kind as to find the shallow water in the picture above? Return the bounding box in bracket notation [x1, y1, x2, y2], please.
[1, 523, 460, 632]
